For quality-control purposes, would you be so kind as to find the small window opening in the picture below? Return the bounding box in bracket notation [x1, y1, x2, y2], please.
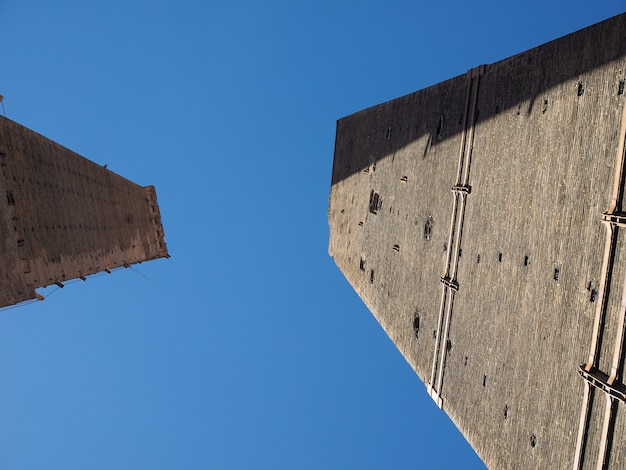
[17, 239, 24, 247]
[412, 312, 420, 339]
[369, 190, 382, 215]
[619, 79, 625, 96]
[424, 217, 433, 241]
[436, 115, 444, 138]
[6, 190, 15, 205]
[554, 268, 560, 281]
[577, 82, 584, 97]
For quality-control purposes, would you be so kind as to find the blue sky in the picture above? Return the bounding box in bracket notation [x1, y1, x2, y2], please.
[0, 2, 623, 469]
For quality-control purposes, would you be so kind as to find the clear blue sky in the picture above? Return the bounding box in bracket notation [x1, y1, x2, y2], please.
[0, 2, 623, 469]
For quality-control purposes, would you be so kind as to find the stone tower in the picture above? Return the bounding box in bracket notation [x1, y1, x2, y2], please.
[0, 116, 168, 308]
[328, 13, 626, 469]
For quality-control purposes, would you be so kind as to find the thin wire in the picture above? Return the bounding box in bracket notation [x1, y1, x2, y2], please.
[0, 298, 40, 312]
[128, 265, 150, 280]
[0, 264, 150, 313]
[44, 286, 61, 298]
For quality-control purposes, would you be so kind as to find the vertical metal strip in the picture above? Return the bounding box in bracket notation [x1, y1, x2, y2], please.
[436, 69, 482, 396]
[427, 66, 483, 408]
[427, 71, 473, 399]
[596, 396, 615, 470]
[573, 89, 626, 470]
[573, 383, 592, 470]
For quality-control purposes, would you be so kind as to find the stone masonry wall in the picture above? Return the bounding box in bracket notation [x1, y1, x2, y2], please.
[329, 13, 626, 469]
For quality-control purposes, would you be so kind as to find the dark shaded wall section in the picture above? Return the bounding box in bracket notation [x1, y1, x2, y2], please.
[331, 11, 626, 186]
[0, 116, 168, 308]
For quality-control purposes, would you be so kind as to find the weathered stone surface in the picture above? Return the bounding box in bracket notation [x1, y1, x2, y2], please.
[329, 13, 626, 469]
[0, 116, 168, 308]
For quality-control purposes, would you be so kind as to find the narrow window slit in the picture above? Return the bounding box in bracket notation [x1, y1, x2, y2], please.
[436, 115, 444, 138]
[369, 190, 382, 215]
[424, 217, 433, 241]
[413, 312, 420, 339]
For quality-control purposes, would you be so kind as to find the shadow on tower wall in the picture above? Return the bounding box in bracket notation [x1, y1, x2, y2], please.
[331, 12, 626, 186]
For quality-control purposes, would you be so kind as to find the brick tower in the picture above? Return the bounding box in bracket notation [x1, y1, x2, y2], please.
[329, 13, 626, 469]
[0, 116, 168, 308]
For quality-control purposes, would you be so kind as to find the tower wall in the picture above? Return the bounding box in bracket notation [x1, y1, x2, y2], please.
[0, 116, 168, 308]
[329, 13, 626, 469]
